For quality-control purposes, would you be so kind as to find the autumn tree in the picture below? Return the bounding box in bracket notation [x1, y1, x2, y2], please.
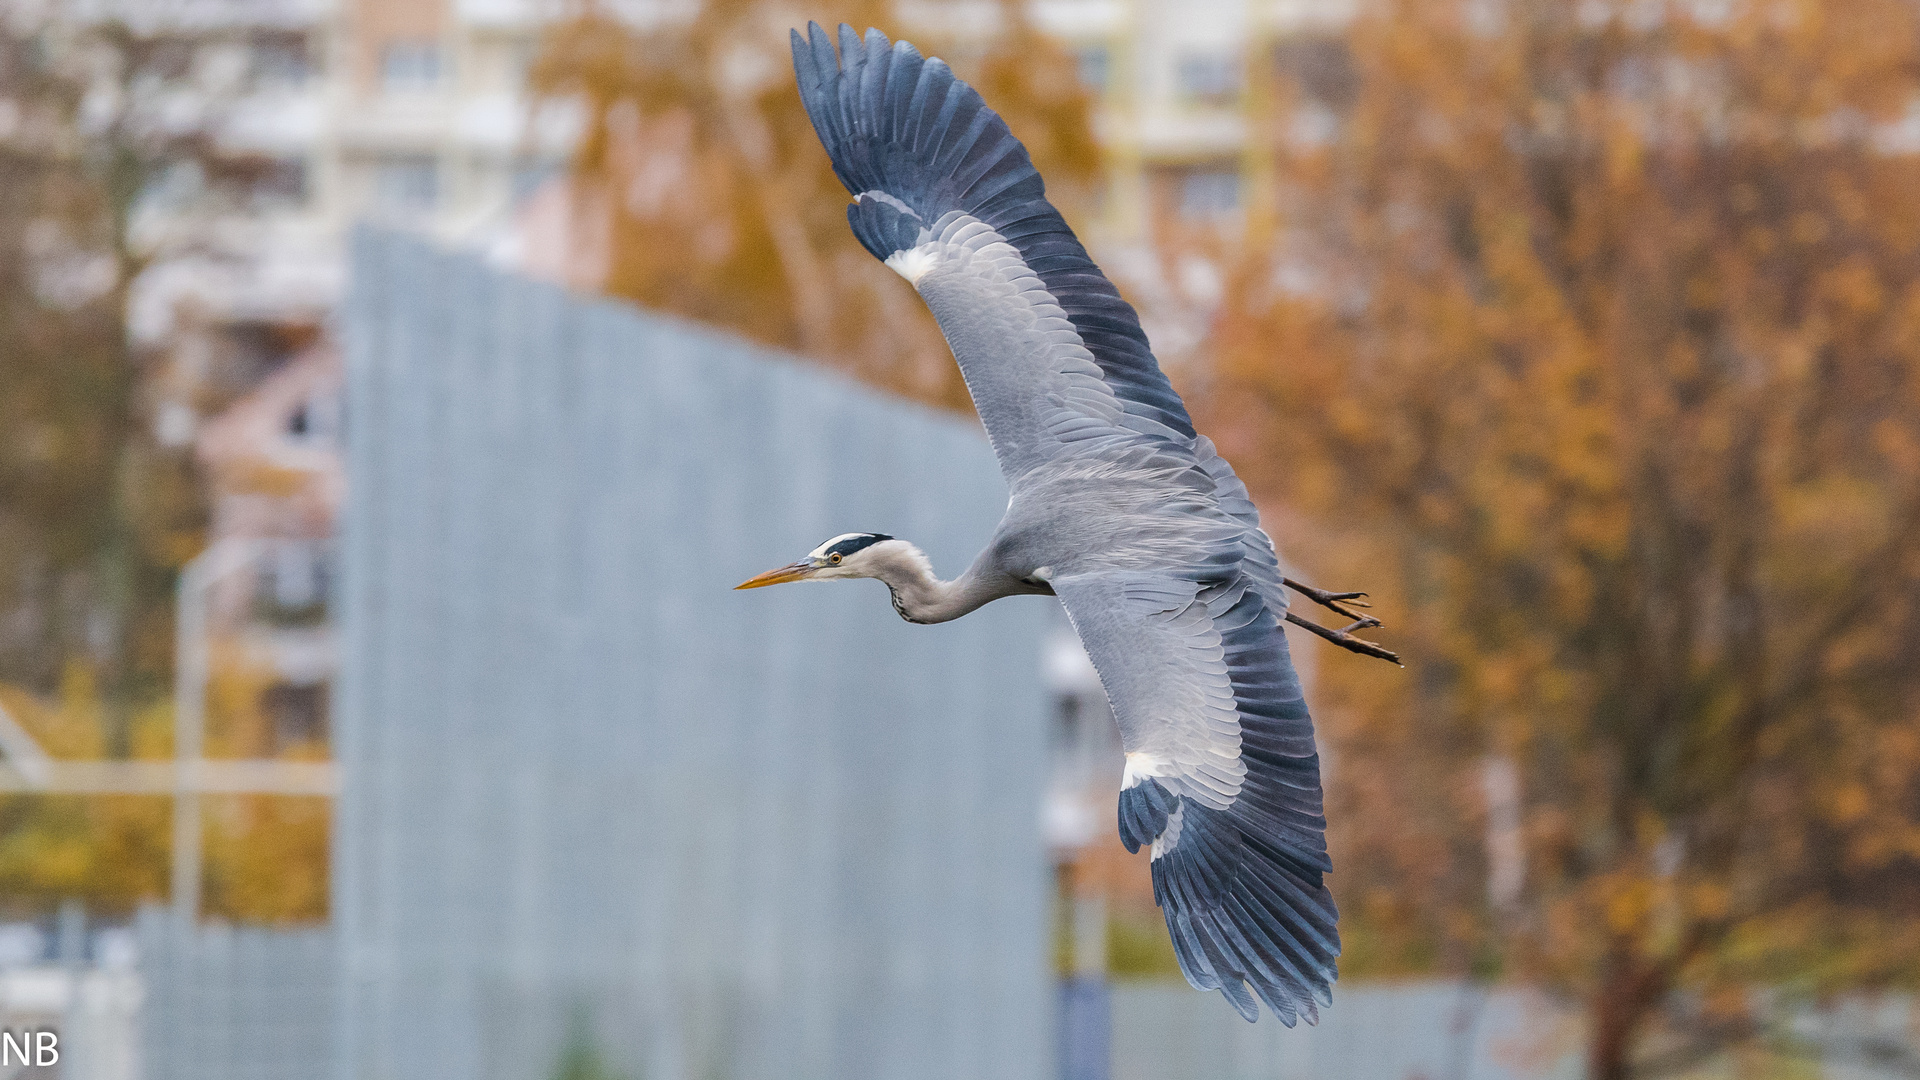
[0, 13, 208, 727]
[1210, 0, 1920, 1074]
[0, 658, 325, 922]
[528, 0, 1099, 410]
[0, 673, 171, 914]
[0, 13, 327, 924]
[0, 19, 142, 701]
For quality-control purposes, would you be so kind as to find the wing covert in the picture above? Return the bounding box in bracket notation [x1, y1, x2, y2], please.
[1192, 434, 1291, 613]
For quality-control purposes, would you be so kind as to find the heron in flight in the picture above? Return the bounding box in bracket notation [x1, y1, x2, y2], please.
[738, 23, 1396, 1025]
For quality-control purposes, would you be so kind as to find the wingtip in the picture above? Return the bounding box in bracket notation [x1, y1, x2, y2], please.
[1224, 980, 1260, 1023]
[1314, 978, 1335, 1009]
[796, 22, 827, 75]
[804, 21, 836, 76]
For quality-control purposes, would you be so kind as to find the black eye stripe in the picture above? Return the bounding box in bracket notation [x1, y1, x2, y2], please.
[823, 533, 893, 558]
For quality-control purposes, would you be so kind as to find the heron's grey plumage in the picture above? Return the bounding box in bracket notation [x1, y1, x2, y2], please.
[785, 22, 1339, 1024]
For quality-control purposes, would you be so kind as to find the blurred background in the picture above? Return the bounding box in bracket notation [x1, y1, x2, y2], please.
[1, 0, 1919, 1076]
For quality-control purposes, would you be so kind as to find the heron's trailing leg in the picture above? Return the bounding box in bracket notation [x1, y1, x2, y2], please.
[1282, 577, 1401, 666]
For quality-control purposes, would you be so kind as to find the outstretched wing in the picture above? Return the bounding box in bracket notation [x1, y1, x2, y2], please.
[795, 22, 1339, 1022]
[792, 23, 1195, 481]
[1053, 565, 1339, 1025]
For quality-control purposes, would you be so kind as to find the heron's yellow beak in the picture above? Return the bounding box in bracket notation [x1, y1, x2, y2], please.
[734, 561, 816, 589]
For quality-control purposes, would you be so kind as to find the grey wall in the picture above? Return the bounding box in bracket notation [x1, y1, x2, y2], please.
[335, 232, 1054, 1080]
[1110, 982, 1584, 1080]
[137, 908, 336, 1080]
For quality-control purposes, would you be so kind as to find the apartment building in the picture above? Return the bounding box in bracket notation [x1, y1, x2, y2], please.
[43, 0, 572, 719]
[81, 0, 573, 448]
[84, 0, 1356, 414]
[892, 0, 1352, 355]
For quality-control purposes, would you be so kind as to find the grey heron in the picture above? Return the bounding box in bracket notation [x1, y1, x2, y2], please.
[737, 23, 1397, 1025]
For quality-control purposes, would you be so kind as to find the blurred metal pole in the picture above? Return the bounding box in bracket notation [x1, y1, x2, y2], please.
[57, 898, 85, 964]
[0, 699, 53, 786]
[58, 898, 84, 1075]
[1071, 893, 1107, 978]
[172, 539, 257, 927]
[1062, 886, 1110, 1080]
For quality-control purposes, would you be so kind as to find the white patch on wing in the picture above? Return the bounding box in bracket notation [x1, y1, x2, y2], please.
[859, 189, 919, 217]
[1058, 573, 1248, 811]
[884, 245, 940, 284]
[808, 533, 869, 559]
[1122, 751, 1168, 789]
[1149, 801, 1185, 862]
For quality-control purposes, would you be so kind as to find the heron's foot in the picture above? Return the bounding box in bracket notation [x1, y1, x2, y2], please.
[1282, 577, 1374, 622]
[1281, 577, 1400, 665]
[1283, 611, 1402, 666]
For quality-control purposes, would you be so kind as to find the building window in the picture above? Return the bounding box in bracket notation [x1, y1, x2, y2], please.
[139, 39, 195, 82]
[256, 157, 308, 207]
[375, 154, 439, 212]
[381, 41, 442, 91]
[255, 541, 331, 625]
[1272, 37, 1357, 112]
[287, 390, 341, 446]
[1176, 52, 1241, 105]
[1179, 168, 1240, 218]
[252, 31, 312, 87]
[218, 320, 309, 390]
[511, 162, 558, 201]
[261, 681, 329, 748]
[205, 155, 307, 211]
[508, 36, 538, 91]
[1076, 45, 1110, 93]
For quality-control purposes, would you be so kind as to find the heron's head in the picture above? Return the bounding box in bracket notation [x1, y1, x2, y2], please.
[734, 532, 900, 589]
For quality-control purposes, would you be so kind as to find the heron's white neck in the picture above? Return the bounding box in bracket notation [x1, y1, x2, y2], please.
[860, 540, 1016, 624]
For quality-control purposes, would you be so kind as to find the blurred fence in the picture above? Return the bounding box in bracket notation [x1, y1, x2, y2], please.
[1105, 982, 1920, 1080]
[1111, 982, 1582, 1080]
[137, 908, 335, 1080]
[333, 231, 1054, 1080]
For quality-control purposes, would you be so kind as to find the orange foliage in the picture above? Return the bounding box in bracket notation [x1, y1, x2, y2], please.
[0, 665, 327, 923]
[528, 0, 1099, 411]
[1206, 0, 1920, 1072]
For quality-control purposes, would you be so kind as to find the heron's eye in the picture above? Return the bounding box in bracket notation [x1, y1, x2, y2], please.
[828, 552, 843, 565]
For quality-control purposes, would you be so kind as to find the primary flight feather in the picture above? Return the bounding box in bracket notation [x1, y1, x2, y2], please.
[738, 22, 1355, 1024]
